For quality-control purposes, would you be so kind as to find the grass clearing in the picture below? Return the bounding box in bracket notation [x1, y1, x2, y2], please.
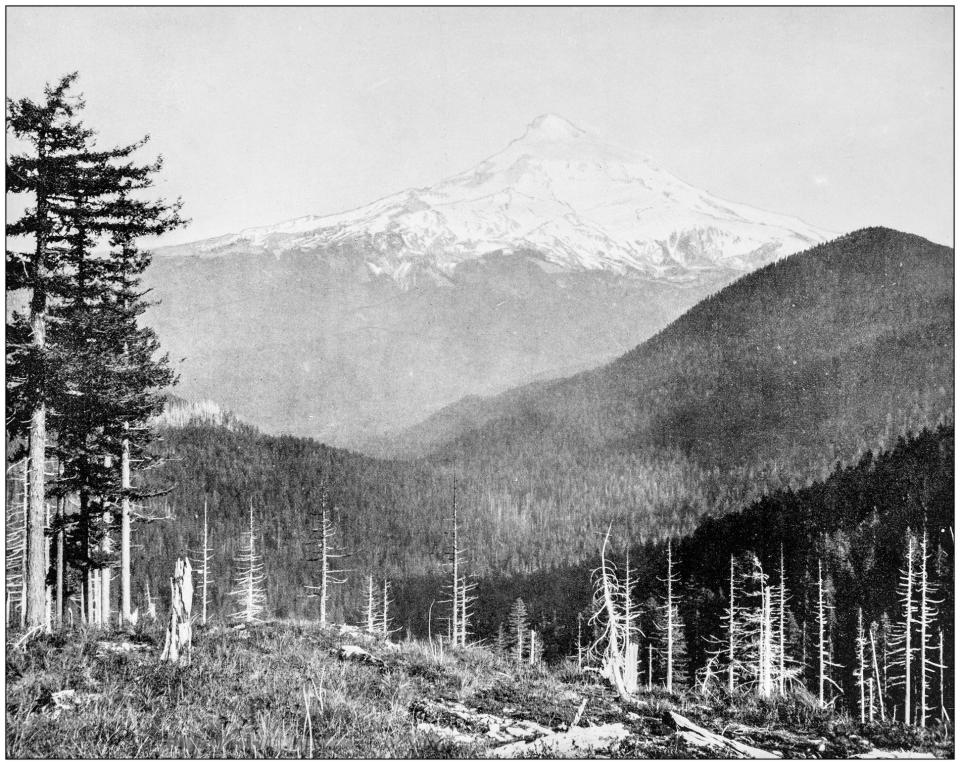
[5, 621, 953, 758]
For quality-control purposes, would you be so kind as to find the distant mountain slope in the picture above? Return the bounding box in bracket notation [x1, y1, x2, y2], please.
[385, 228, 954, 464]
[144, 115, 829, 446]
[368, 229, 954, 567]
[143, 252, 730, 445]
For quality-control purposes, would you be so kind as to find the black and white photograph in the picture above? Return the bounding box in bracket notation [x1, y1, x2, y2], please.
[4, 5, 955, 759]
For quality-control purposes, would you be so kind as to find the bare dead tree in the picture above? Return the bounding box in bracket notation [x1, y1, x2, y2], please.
[458, 572, 478, 647]
[589, 525, 637, 699]
[304, 487, 347, 627]
[855, 608, 868, 723]
[938, 629, 948, 725]
[742, 555, 774, 698]
[228, 501, 266, 624]
[576, 611, 584, 673]
[869, 621, 887, 721]
[443, 482, 469, 646]
[144, 578, 158, 622]
[890, 529, 917, 724]
[917, 524, 943, 727]
[703, 555, 745, 695]
[364, 573, 378, 633]
[656, 539, 683, 693]
[816, 559, 842, 706]
[380, 577, 395, 638]
[189, 499, 214, 626]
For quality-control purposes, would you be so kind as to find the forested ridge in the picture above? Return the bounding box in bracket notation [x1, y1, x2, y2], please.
[416, 228, 954, 569]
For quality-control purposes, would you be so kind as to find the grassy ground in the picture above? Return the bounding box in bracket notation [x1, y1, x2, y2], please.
[5, 621, 954, 758]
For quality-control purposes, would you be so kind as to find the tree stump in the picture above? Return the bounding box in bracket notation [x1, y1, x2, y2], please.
[160, 557, 193, 664]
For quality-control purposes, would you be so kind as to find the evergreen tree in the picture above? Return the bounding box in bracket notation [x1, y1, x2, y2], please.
[7, 72, 184, 628]
[7, 72, 92, 629]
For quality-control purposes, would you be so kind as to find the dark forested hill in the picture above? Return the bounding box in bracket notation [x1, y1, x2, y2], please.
[135, 418, 455, 623]
[380, 228, 952, 568]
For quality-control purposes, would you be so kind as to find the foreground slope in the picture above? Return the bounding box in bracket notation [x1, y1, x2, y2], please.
[7, 622, 951, 758]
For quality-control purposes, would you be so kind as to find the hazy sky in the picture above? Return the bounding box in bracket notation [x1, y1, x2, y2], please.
[6, 7, 954, 247]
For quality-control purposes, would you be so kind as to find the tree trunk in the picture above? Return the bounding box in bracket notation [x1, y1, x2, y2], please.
[160, 557, 193, 664]
[666, 541, 674, 693]
[451, 495, 459, 646]
[728, 556, 736, 694]
[577, 614, 583, 673]
[903, 534, 914, 725]
[869, 624, 886, 720]
[366, 574, 375, 633]
[938, 630, 947, 724]
[319, 502, 328, 627]
[381, 578, 389, 637]
[817, 560, 826, 705]
[647, 644, 654, 691]
[25, 217, 49, 632]
[201, 501, 209, 626]
[756, 583, 774, 699]
[857, 608, 867, 723]
[120, 432, 133, 625]
[778, 547, 786, 695]
[55, 480, 64, 627]
[918, 528, 930, 727]
[100, 508, 112, 627]
[26, 414, 48, 630]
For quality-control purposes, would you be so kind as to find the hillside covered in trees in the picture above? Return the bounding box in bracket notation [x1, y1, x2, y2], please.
[366, 229, 954, 570]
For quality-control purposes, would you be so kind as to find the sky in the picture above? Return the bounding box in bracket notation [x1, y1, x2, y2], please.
[6, 6, 954, 247]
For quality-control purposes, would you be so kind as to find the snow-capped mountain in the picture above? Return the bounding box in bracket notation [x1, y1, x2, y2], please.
[160, 114, 830, 284]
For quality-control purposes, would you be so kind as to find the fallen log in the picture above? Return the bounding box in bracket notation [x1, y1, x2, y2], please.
[490, 723, 630, 758]
[664, 710, 779, 759]
[420, 699, 553, 743]
[416, 722, 475, 745]
[852, 749, 934, 759]
[337, 644, 385, 668]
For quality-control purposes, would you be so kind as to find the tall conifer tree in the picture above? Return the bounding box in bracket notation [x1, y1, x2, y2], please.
[7, 73, 92, 628]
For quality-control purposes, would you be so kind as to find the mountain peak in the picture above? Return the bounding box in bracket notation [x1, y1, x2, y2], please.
[163, 114, 831, 281]
[523, 113, 586, 142]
